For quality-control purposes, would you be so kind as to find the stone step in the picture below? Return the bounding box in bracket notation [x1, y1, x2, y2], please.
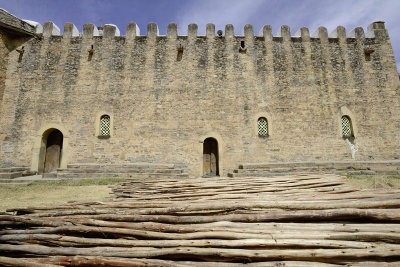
[57, 168, 184, 174]
[67, 163, 176, 170]
[59, 162, 188, 179]
[346, 170, 400, 176]
[42, 172, 58, 179]
[344, 170, 376, 175]
[228, 170, 353, 178]
[234, 166, 327, 173]
[57, 172, 189, 179]
[22, 170, 37, 176]
[227, 171, 313, 178]
[228, 169, 400, 178]
[0, 167, 30, 173]
[0, 167, 32, 179]
[238, 160, 400, 172]
[0, 172, 24, 179]
[239, 162, 317, 169]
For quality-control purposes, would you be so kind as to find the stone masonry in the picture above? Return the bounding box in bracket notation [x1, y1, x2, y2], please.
[0, 9, 399, 177]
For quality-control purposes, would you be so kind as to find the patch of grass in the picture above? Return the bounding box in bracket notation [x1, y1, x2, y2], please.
[27, 177, 128, 186]
[0, 177, 127, 185]
[0, 179, 30, 183]
[0, 178, 128, 212]
[346, 175, 400, 189]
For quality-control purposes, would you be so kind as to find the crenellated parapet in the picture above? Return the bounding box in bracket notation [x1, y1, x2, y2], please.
[20, 20, 395, 93]
[0, 8, 36, 36]
[27, 21, 388, 42]
[2, 9, 400, 175]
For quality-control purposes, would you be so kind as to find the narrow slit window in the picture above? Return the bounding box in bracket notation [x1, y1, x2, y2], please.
[239, 40, 247, 53]
[100, 115, 111, 136]
[177, 46, 183, 61]
[364, 49, 374, 62]
[88, 44, 94, 61]
[365, 53, 371, 61]
[341, 116, 353, 138]
[257, 117, 268, 137]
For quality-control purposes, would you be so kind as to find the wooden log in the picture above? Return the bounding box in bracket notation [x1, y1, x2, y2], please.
[3, 221, 400, 241]
[115, 179, 346, 192]
[0, 225, 342, 240]
[28, 256, 342, 267]
[178, 261, 342, 267]
[65, 218, 400, 234]
[109, 199, 400, 213]
[1, 173, 399, 266]
[0, 234, 389, 249]
[0, 256, 59, 267]
[343, 261, 400, 267]
[112, 181, 347, 195]
[1, 244, 400, 261]
[85, 193, 400, 208]
[21, 198, 400, 217]
[8, 190, 400, 217]
[111, 181, 348, 200]
[87, 208, 400, 223]
[111, 189, 360, 202]
[0, 215, 71, 227]
[198, 221, 400, 233]
[329, 232, 400, 243]
[1, 227, 400, 244]
[28, 256, 192, 267]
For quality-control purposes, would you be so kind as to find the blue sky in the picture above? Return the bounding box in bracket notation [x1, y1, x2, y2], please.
[1, 0, 399, 71]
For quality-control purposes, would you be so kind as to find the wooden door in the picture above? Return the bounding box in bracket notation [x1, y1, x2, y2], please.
[44, 130, 63, 173]
[203, 138, 219, 176]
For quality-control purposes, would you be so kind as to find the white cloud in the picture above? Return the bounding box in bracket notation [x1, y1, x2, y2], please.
[176, 0, 265, 35]
[303, 0, 400, 71]
[175, 0, 400, 69]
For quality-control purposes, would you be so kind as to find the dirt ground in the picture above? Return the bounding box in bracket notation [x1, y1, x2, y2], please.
[0, 178, 126, 212]
[0, 175, 399, 212]
[345, 174, 400, 189]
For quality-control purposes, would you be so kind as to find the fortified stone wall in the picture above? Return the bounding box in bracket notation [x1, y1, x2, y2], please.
[0, 31, 29, 111]
[0, 20, 399, 176]
[0, 30, 8, 108]
[0, 10, 34, 144]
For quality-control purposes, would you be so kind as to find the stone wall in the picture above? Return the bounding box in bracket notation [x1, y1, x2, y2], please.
[0, 10, 36, 167]
[0, 21, 399, 176]
[0, 31, 8, 109]
[0, 9, 36, 36]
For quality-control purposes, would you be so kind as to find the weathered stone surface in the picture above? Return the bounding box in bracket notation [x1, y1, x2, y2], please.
[0, 167, 30, 179]
[228, 160, 400, 177]
[0, 10, 399, 177]
[0, 9, 35, 36]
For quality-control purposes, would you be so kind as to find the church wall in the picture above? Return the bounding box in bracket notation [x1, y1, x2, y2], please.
[0, 31, 8, 112]
[0, 22, 399, 176]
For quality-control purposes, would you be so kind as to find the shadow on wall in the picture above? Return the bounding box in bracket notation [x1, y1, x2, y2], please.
[38, 128, 63, 174]
[203, 137, 219, 177]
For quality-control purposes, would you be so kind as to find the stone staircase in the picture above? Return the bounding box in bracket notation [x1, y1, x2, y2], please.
[55, 163, 189, 179]
[0, 167, 32, 179]
[228, 160, 400, 177]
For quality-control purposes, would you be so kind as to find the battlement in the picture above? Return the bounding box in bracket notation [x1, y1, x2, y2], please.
[1, 11, 399, 178]
[0, 8, 36, 36]
[30, 21, 387, 41]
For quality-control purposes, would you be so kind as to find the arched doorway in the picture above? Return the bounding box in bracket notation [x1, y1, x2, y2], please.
[39, 129, 63, 174]
[203, 137, 219, 177]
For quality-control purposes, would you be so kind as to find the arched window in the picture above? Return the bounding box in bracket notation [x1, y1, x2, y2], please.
[341, 115, 354, 138]
[257, 117, 268, 137]
[100, 115, 111, 136]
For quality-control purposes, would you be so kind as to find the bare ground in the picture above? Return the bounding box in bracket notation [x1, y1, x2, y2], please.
[0, 175, 399, 212]
[0, 178, 126, 212]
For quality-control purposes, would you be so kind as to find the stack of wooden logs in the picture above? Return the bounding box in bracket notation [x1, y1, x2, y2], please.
[1, 173, 400, 266]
